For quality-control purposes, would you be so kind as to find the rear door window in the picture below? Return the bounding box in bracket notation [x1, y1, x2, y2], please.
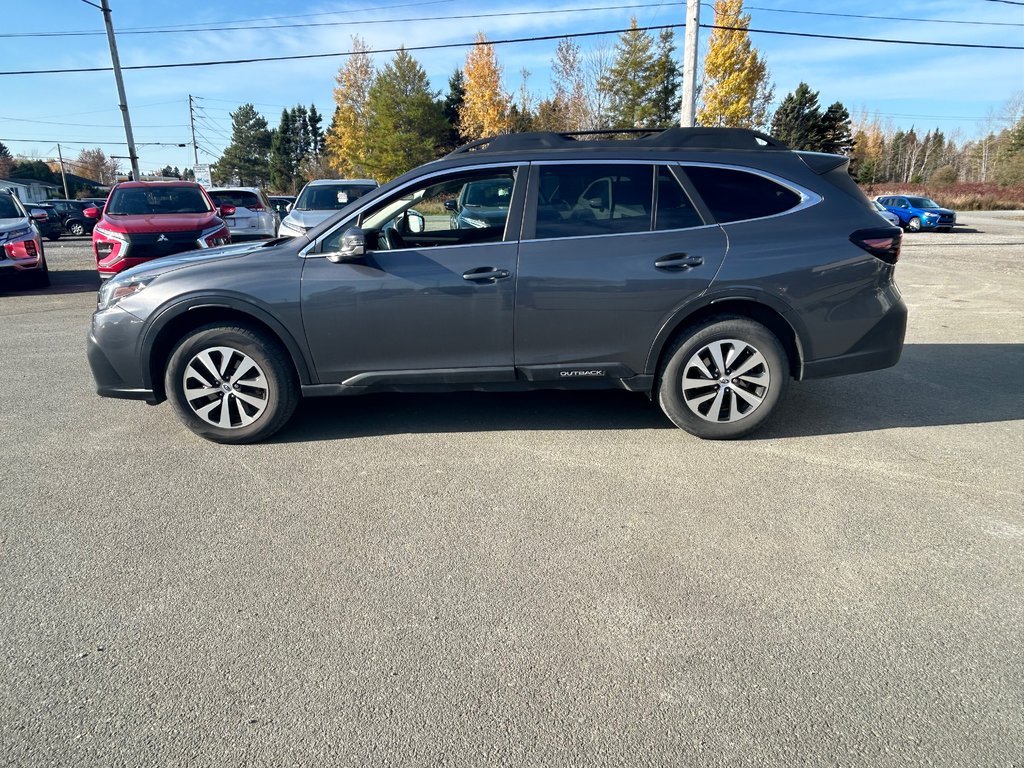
[533, 164, 654, 239]
[682, 166, 801, 223]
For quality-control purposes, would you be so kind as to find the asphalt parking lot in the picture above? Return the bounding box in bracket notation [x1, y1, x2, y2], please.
[1, 214, 1022, 766]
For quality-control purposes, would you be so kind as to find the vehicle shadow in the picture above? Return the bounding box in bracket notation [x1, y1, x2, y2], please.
[275, 343, 1023, 442]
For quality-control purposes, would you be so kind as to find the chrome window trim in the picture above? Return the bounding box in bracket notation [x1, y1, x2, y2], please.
[300, 161, 525, 259]
[676, 161, 822, 226]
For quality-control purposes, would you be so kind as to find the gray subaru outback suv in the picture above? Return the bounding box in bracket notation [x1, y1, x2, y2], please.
[87, 128, 906, 444]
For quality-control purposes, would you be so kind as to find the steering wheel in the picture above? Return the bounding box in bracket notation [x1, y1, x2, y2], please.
[379, 226, 405, 251]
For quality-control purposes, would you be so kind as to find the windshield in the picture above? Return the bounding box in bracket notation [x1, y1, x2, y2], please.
[0, 194, 24, 219]
[295, 183, 375, 211]
[106, 186, 213, 215]
[462, 180, 512, 208]
[906, 197, 941, 209]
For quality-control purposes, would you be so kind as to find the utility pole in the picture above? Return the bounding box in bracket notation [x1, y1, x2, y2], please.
[680, 0, 701, 127]
[189, 94, 199, 166]
[97, 0, 140, 180]
[56, 144, 70, 200]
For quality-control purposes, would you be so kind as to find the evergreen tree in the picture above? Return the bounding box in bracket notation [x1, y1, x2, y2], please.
[362, 48, 448, 181]
[307, 104, 324, 155]
[819, 101, 854, 156]
[697, 0, 773, 129]
[10, 159, 58, 183]
[460, 33, 509, 140]
[770, 82, 824, 150]
[213, 104, 272, 186]
[269, 108, 296, 192]
[0, 141, 12, 178]
[442, 68, 466, 149]
[650, 29, 682, 127]
[599, 18, 658, 129]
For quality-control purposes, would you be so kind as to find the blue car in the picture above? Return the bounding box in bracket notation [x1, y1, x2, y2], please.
[875, 195, 956, 232]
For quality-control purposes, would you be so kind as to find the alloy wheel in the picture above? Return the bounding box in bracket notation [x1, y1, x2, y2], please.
[681, 338, 771, 423]
[181, 346, 269, 429]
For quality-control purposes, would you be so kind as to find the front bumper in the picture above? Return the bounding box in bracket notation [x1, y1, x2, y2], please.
[87, 306, 160, 403]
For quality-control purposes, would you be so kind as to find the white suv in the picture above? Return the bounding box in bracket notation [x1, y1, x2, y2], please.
[279, 179, 378, 238]
[206, 187, 278, 241]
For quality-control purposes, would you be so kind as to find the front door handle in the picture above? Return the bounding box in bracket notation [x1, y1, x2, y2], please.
[655, 254, 704, 271]
[463, 267, 511, 283]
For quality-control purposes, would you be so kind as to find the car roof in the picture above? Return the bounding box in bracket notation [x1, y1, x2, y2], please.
[114, 181, 200, 189]
[303, 178, 377, 187]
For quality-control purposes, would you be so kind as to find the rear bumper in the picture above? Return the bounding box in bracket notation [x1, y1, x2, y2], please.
[801, 297, 908, 380]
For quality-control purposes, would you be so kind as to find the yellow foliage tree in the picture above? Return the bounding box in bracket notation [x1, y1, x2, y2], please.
[697, 0, 773, 130]
[325, 36, 375, 177]
[459, 33, 510, 140]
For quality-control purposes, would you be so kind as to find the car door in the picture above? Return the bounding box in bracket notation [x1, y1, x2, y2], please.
[300, 164, 526, 385]
[514, 162, 727, 378]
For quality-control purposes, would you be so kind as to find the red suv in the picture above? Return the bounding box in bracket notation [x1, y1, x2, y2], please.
[87, 181, 232, 278]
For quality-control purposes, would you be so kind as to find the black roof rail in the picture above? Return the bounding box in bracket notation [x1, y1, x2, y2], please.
[446, 127, 788, 156]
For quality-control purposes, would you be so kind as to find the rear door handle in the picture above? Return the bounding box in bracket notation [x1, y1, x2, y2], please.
[655, 254, 704, 271]
[463, 267, 511, 283]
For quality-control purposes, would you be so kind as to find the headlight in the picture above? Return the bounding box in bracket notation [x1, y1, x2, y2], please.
[0, 226, 34, 245]
[97, 275, 154, 311]
[923, 212, 938, 219]
[279, 218, 306, 237]
[94, 223, 127, 241]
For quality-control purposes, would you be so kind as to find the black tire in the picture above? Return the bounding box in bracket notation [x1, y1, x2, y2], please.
[906, 216, 922, 233]
[68, 221, 86, 236]
[658, 317, 789, 440]
[30, 254, 50, 288]
[164, 324, 298, 444]
[46, 232, 61, 241]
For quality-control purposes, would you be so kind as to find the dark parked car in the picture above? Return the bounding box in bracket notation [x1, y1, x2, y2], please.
[88, 181, 232, 278]
[88, 128, 906, 444]
[446, 177, 512, 230]
[875, 195, 956, 232]
[41, 198, 97, 236]
[0, 191, 49, 288]
[269, 195, 295, 218]
[22, 202, 62, 241]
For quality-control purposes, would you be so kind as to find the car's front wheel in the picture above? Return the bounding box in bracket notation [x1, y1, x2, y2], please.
[906, 216, 922, 232]
[165, 324, 298, 444]
[658, 317, 789, 439]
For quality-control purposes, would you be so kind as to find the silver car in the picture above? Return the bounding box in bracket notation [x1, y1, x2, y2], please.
[279, 179, 378, 238]
[206, 187, 278, 241]
[872, 199, 901, 227]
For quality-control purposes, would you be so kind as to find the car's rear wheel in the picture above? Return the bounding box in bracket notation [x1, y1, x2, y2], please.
[165, 324, 298, 444]
[46, 232, 60, 241]
[906, 216, 922, 232]
[68, 221, 86, 236]
[658, 317, 789, 439]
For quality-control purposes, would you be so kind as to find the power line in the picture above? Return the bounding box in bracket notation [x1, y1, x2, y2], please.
[739, 5, 1023, 27]
[1, 138, 187, 146]
[0, 114, 187, 129]
[1, 3, 670, 38]
[1, 23, 1020, 77]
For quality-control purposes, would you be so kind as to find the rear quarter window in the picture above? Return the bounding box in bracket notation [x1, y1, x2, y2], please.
[683, 166, 801, 223]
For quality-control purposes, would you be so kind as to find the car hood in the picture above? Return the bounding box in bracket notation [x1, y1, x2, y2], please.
[0, 216, 32, 234]
[459, 206, 509, 224]
[282, 209, 336, 230]
[113, 239, 276, 281]
[101, 212, 221, 233]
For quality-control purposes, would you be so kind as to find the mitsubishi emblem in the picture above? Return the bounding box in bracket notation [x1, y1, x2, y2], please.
[157, 234, 168, 242]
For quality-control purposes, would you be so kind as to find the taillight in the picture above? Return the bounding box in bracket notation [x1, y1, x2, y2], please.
[851, 227, 902, 265]
[249, 204, 265, 211]
[3, 238, 37, 260]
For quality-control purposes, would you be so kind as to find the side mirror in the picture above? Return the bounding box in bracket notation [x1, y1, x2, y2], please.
[444, 199, 458, 212]
[286, 203, 293, 212]
[327, 227, 366, 263]
[219, 205, 236, 217]
[83, 207, 99, 219]
[406, 210, 425, 234]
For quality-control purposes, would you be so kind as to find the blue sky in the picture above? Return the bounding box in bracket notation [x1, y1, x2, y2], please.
[1, 0, 1021, 177]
